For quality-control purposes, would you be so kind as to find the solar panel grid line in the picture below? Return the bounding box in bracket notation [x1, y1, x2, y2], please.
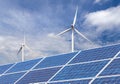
[0, 72, 26, 84]
[0, 71, 26, 77]
[2, 63, 17, 74]
[32, 57, 113, 73]
[34, 52, 77, 69]
[97, 74, 120, 79]
[32, 65, 63, 72]
[0, 63, 16, 76]
[99, 58, 120, 76]
[89, 50, 120, 84]
[66, 58, 111, 67]
[92, 76, 120, 84]
[16, 67, 61, 83]
[51, 60, 108, 82]
[6, 59, 41, 74]
[1, 70, 27, 76]
[48, 80, 90, 84]
[48, 77, 92, 83]
[46, 51, 81, 83]
[33, 74, 120, 84]
[14, 57, 46, 84]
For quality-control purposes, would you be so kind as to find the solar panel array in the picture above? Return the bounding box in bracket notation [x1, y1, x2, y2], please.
[0, 44, 120, 84]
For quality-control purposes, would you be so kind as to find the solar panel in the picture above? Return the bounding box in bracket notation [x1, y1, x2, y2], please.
[93, 76, 120, 84]
[0, 72, 25, 84]
[100, 58, 120, 76]
[0, 63, 14, 74]
[51, 60, 108, 81]
[117, 53, 120, 57]
[16, 67, 61, 84]
[70, 44, 120, 64]
[6, 58, 41, 73]
[34, 52, 77, 69]
[0, 44, 119, 83]
[49, 79, 91, 84]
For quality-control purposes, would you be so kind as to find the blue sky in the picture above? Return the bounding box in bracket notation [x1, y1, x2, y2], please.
[0, 0, 120, 65]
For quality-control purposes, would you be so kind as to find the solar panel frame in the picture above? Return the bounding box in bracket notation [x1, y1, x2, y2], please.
[0, 44, 119, 84]
[0, 63, 14, 75]
[70, 44, 120, 64]
[34, 52, 78, 69]
[6, 58, 41, 73]
[48, 79, 91, 84]
[51, 60, 109, 81]
[0, 72, 26, 84]
[93, 76, 120, 84]
[16, 67, 62, 84]
[100, 58, 120, 76]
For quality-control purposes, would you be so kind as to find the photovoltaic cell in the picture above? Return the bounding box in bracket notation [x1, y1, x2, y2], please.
[100, 58, 120, 76]
[16, 67, 61, 84]
[0, 63, 14, 74]
[6, 58, 41, 73]
[49, 80, 90, 84]
[70, 44, 120, 64]
[118, 53, 120, 57]
[0, 44, 119, 84]
[93, 76, 120, 84]
[52, 60, 108, 81]
[34, 52, 77, 69]
[0, 72, 25, 84]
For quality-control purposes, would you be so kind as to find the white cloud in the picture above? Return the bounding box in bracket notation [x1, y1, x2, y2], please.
[84, 5, 120, 33]
[94, 0, 109, 4]
[94, 0, 101, 3]
[0, 34, 72, 65]
[0, 1, 112, 65]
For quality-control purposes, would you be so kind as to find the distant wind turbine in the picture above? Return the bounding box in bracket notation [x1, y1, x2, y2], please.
[17, 34, 32, 62]
[56, 6, 93, 52]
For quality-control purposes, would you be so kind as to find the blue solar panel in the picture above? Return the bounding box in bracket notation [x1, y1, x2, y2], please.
[70, 44, 120, 64]
[16, 67, 61, 83]
[118, 54, 120, 57]
[6, 58, 41, 73]
[0, 44, 119, 83]
[49, 80, 90, 84]
[52, 60, 108, 81]
[34, 52, 77, 69]
[93, 76, 120, 84]
[0, 63, 14, 74]
[100, 58, 120, 76]
[0, 72, 25, 84]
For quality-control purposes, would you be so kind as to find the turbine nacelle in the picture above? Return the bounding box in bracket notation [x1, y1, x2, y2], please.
[71, 24, 74, 29]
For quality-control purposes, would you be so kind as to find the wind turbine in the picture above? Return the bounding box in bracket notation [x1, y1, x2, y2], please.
[56, 6, 93, 52]
[17, 35, 31, 62]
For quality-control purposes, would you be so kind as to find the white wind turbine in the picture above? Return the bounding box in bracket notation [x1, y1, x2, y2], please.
[56, 6, 93, 52]
[17, 35, 31, 62]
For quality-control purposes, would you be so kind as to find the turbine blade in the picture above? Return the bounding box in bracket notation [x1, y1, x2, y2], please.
[25, 44, 32, 52]
[72, 6, 78, 26]
[56, 28, 71, 36]
[75, 28, 93, 43]
[24, 33, 26, 44]
[17, 46, 22, 55]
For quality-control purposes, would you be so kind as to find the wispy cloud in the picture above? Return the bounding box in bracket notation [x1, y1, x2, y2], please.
[0, 0, 119, 65]
[93, 0, 109, 4]
[84, 5, 120, 44]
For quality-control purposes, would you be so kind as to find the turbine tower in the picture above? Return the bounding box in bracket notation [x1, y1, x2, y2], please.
[17, 35, 31, 62]
[56, 6, 93, 52]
